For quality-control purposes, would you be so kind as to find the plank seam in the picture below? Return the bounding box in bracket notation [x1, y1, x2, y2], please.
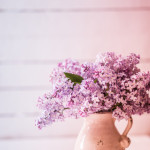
[0, 112, 39, 118]
[0, 7, 150, 13]
[0, 58, 150, 65]
[0, 85, 50, 91]
[0, 135, 77, 140]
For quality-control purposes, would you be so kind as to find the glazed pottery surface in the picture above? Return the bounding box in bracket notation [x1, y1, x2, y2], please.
[74, 113, 133, 150]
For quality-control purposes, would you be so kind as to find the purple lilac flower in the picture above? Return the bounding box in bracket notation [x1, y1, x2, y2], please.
[36, 52, 150, 129]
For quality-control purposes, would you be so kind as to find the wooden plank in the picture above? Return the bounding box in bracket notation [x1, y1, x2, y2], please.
[1, 37, 150, 61]
[0, 11, 150, 61]
[0, 37, 131, 61]
[0, 62, 150, 88]
[0, 117, 83, 138]
[0, 91, 46, 113]
[0, 137, 76, 150]
[0, 36, 103, 62]
[1, 12, 150, 38]
[0, 64, 53, 87]
[0, 136, 150, 150]
[0, 0, 150, 10]
[0, 114, 150, 138]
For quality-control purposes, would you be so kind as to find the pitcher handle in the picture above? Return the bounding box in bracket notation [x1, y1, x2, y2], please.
[119, 117, 133, 148]
[122, 117, 133, 136]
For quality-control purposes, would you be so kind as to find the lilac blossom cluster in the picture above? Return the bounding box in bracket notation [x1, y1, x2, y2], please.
[35, 52, 150, 129]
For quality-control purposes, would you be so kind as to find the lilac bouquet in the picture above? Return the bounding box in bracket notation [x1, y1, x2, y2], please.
[36, 52, 150, 129]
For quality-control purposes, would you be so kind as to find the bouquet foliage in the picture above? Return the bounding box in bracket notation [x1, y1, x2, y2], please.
[36, 52, 150, 129]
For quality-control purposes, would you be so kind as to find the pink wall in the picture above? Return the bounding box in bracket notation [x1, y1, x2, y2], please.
[0, 0, 150, 150]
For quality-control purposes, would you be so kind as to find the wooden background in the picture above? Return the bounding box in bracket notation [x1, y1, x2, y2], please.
[0, 0, 150, 149]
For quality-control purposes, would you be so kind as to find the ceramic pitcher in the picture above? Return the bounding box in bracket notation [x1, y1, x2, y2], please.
[74, 113, 133, 150]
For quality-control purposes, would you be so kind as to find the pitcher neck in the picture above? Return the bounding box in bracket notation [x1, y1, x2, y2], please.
[85, 112, 114, 125]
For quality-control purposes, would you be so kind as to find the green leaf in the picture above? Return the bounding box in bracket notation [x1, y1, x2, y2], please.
[94, 79, 98, 83]
[64, 72, 84, 84]
[111, 103, 122, 111]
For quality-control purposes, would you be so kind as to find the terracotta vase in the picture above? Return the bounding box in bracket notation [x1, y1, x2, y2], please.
[74, 113, 133, 150]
